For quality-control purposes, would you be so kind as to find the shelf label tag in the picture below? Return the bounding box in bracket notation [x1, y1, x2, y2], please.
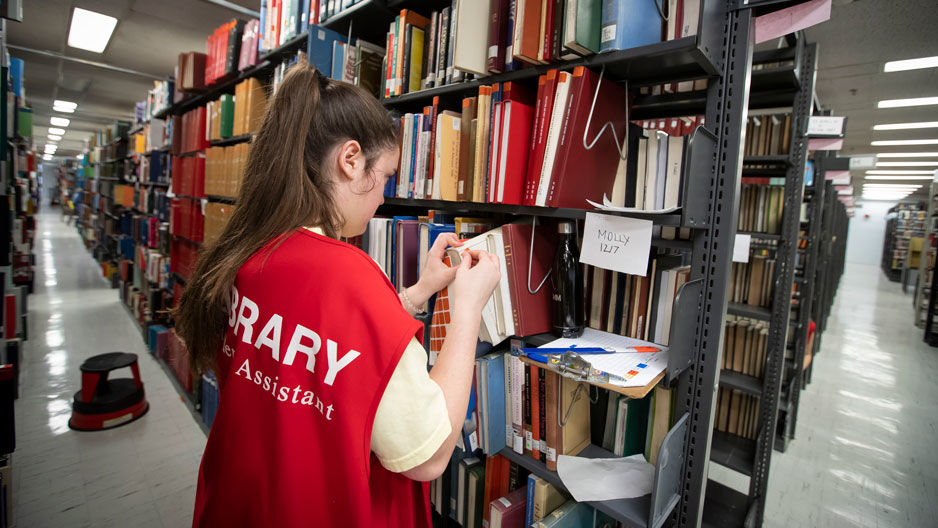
[580, 213, 653, 276]
[807, 116, 846, 137]
[849, 156, 876, 170]
[733, 234, 751, 263]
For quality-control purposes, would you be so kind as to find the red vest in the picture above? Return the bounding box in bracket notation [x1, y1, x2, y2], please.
[193, 230, 431, 527]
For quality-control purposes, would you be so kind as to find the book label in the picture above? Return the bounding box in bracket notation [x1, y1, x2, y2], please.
[733, 234, 751, 263]
[579, 213, 653, 276]
[513, 434, 524, 454]
[546, 447, 557, 462]
[525, 430, 533, 450]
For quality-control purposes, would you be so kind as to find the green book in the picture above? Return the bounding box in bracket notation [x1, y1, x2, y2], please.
[219, 94, 234, 139]
[564, 0, 602, 55]
[624, 394, 651, 457]
[16, 108, 32, 139]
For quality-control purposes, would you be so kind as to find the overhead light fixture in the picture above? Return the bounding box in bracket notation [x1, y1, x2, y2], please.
[884, 56, 938, 72]
[876, 161, 938, 167]
[42, 154, 53, 161]
[877, 97, 938, 109]
[67, 7, 118, 54]
[77, 154, 84, 160]
[53, 100, 77, 113]
[44, 144, 57, 154]
[871, 139, 938, 146]
[862, 184, 921, 189]
[866, 170, 935, 175]
[50, 117, 70, 127]
[873, 121, 938, 131]
[48, 127, 66, 135]
[865, 175, 935, 180]
[875, 152, 938, 158]
[48, 134, 62, 141]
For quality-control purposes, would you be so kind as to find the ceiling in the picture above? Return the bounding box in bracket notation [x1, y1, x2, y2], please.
[803, 0, 938, 201]
[7, 0, 257, 158]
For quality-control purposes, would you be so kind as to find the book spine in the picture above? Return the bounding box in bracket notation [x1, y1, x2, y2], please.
[487, 0, 502, 73]
[437, 8, 450, 87]
[523, 363, 532, 454]
[425, 11, 438, 90]
[446, 1, 458, 84]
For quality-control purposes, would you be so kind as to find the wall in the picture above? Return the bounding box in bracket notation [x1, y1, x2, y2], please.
[845, 199, 896, 265]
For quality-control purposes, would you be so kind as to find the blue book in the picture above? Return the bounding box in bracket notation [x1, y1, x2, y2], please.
[299, 0, 311, 34]
[410, 114, 420, 197]
[482, 353, 507, 455]
[306, 24, 348, 74]
[599, 0, 663, 53]
[525, 473, 537, 527]
[536, 500, 614, 527]
[330, 41, 346, 80]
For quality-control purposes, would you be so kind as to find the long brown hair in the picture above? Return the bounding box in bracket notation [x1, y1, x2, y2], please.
[174, 62, 398, 372]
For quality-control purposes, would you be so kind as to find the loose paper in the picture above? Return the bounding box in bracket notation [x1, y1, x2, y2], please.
[557, 454, 655, 501]
[540, 328, 669, 387]
[733, 234, 751, 263]
[586, 195, 681, 214]
[580, 212, 653, 276]
[754, 0, 831, 44]
[808, 138, 844, 151]
[806, 115, 845, 137]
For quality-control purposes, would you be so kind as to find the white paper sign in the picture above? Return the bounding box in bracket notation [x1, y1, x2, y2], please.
[579, 213, 653, 276]
[557, 454, 655, 501]
[733, 234, 751, 263]
[807, 116, 845, 137]
[849, 156, 876, 169]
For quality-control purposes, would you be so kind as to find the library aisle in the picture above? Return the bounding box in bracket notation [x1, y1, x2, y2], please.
[713, 261, 938, 528]
[11, 209, 206, 527]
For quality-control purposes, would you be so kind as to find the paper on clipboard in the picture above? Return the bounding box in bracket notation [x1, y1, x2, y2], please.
[539, 328, 668, 387]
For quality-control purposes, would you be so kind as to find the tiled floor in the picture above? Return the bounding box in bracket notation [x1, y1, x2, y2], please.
[12, 210, 207, 527]
[710, 261, 938, 527]
[12, 208, 938, 527]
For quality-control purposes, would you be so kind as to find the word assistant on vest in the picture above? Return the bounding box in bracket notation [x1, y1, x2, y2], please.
[226, 285, 360, 420]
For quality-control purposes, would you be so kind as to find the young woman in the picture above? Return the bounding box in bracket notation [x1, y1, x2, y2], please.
[174, 63, 501, 527]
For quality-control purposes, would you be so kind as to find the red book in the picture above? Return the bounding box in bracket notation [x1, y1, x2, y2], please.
[495, 100, 535, 205]
[523, 70, 558, 206]
[489, 487, 527, 528]
[4, 294, 16, 339]
[502, 80, 537, 106]
[487, 0, 508, 72]
[425, 96, 440, 197]
[546, 66, 627, 208]
[515, 0, 543, 64]
[502, 221, 557, 336]
[384, 30, 394, 98]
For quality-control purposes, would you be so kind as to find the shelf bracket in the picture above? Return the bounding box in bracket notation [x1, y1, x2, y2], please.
[648, 412, 689, 528]
[666, 278, 703, 384]
[680, 126, 717, 228]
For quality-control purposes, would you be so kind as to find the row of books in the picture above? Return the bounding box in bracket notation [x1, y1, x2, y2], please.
[205, 144, 250, 199]
[174, 106, 209, 155]
[744, 112, 792, 157]
[260, 0, 323, 51]
[135, 186, 171, 224]
[205, 19, 246, 86]
[383, 1, 698, 98]
[170, 236, 201, 280]
[715, 388, 759, 441]
[172, 155, 206, 198]
[737, 183, 785, 234]
[430, 451, 613, 528]
[722, 316, 768, 378]
[205, 96, 234, 141]
[584, 260, 691, 346]
[204, 202, 236, 246]
[393, 67, 636, 211]
[232, 78, 267, 137]
[170, 197, 205, 243]
[729, 256, 776, 309]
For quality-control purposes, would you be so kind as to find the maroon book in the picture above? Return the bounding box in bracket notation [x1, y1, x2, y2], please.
[502, 221, 557, 337]
[546, 66, 628, 209]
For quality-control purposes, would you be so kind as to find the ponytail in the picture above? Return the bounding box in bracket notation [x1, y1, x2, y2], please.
[174, 61, 398, 373]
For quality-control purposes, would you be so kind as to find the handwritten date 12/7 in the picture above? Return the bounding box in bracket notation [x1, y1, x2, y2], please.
[600, 243, 620, 254]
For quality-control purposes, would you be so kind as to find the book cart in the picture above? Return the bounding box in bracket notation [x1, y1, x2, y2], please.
[90, 2, 827, 527]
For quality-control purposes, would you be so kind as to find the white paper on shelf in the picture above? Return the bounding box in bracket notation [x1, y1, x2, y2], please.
[585, 194, 681, 214]
[539, 328, 669, 387]
[557, 454, 655, 501]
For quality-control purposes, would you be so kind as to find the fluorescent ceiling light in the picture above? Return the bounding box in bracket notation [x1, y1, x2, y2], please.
[876, 161, 938, 167]
[67, 8, 118, 53]
[48, 134, 62, 141]
[866, 170, 935, 175]
[875, 152, 938, 158]
[42, 154, 53, 161]
[877, 97, 938, 109]
[48, 127, 66, 135]
[864, 195, 911, 201]
[53, 105, 76, 114]
[50, 117, 70, 127]
[873, 121, 938, 131]
[44, 145, 57, 154]
[871, 139, 938, 146]
[865, 175, 935, 180]
[53, 100, 77, 110]
[884, 56, 938, 72]
[76, 154, 84, 159]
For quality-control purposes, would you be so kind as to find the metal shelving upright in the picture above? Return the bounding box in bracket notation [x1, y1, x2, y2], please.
[705, 36, 817, 524]
[914, 175, 938, 329]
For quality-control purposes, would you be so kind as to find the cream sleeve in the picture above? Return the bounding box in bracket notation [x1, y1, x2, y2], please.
[371, 337, 452, 473]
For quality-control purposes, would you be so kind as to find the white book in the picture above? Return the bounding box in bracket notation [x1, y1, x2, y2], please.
[452, 0, 490, 75]
[398, 114, 413, 197]
[643, 132, 661, 210]
[610, 153, 629, 207]
[535, 73, 572, 206]
[497, 101, 513, 202]
[664, 135, 684, 209]
[635, 136, 648, 208]
[655, 132, 669, 210]
[613, 396, 628, 457]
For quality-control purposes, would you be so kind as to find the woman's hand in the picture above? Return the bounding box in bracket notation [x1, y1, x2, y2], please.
[449, 250, 501, 319]
[418, 232, 463, 295]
